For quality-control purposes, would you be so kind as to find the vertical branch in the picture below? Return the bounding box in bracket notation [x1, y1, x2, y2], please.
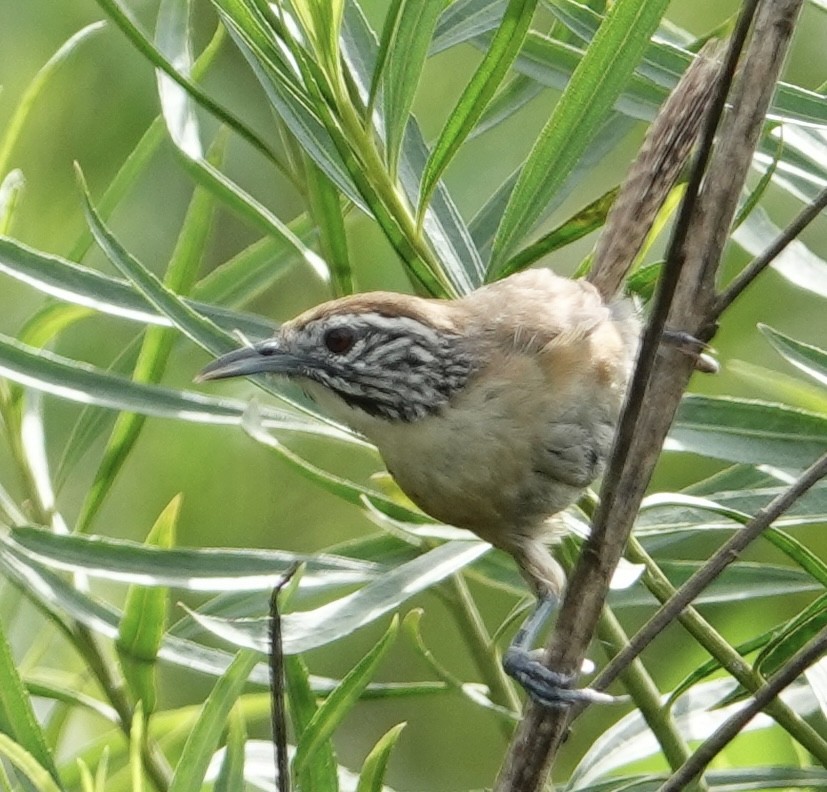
[494, 0, 806, 789]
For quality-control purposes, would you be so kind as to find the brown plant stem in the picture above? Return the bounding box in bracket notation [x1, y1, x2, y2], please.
[494, 1, 805, 788]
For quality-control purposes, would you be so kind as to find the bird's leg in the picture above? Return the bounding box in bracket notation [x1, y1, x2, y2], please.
[502, 595, 615, 707]
[500, 540, 615, 707]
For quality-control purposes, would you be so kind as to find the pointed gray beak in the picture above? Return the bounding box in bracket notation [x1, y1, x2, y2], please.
[196, 340, 303, 382]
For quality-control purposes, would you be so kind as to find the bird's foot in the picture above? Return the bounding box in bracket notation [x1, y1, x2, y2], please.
[662, 329, 719, 374]
[503, 647, 615, 708]
[503, 595, 618, 708]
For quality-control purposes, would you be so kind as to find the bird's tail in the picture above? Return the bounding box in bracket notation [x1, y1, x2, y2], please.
[587, 43, 722, 302]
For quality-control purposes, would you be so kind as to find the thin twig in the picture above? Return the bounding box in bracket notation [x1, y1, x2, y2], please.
[658, 627, 827, 792]
[593, 452, 827, 691]
[622, 537, 827, 763]
[715, 185, 827, 315]
[271, 564, 299, 792]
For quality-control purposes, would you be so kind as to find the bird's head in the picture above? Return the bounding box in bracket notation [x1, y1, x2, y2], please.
[197, 293, 479, 425]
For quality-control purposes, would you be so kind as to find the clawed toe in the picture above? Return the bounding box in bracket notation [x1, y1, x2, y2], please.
[503, 647, 615, 708]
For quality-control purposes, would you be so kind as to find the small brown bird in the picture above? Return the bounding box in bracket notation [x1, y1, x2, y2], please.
[199, 272, 638, 704]
[198, 50, 719, 706]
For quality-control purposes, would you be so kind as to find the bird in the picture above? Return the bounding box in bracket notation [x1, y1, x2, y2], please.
[197, 50, 719, 708]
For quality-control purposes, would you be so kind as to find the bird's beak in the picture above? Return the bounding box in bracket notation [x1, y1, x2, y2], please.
[195, 339, 302, 382]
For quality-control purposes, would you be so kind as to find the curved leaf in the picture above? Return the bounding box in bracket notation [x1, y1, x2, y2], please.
[186, 539, 490, 654]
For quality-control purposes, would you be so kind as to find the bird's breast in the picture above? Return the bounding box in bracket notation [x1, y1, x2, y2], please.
[368, 343, 628, 541]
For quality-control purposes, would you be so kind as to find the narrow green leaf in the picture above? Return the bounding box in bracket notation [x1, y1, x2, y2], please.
[0, 236, 277, 338]
[292, 617, 399, 777]
[471, 73, 544, 138]
[666, 633, 769, 707]
[284, 654, 338, 792]
[0, 331, 351, 439]
[728, 359, 827, 415]
[367, 0, 404, 114]
[242, 405, 423, 523]
[77, 166, 352, 427]
[732, 128, 783, 231]
[356, 722, 406, 792]
[0, 170, 25, 235]
[0, 735, 63, 792]
[498, 185, 617, 277]
[213, 704, 246, 792]
[7, 526, 377, 590]
[756, 593, 827, 677]
[155, 0, 326, 277]
[304, 157, 354, 296]
[93, 0, 286, 172]
[77, 124, 225, 534]
[168, 650, 259, 792]
[0, 622, 61, 784]
[418, 0, 539, 216]
[129, 704, 144, 792]
[0, 23, 104, 176]
[670, 395, 827, 469]
[381, 1, 448, 177]
[432, 0, 508, 55]
[491, 0, 670, 263]
[67, 24, 225, 263]
[184, 540, 489, 654]
[760, 324, 827, 389]
[117, 496, 180, 713]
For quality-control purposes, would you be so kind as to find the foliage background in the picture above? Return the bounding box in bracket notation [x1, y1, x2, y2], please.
[0, 0, 826, 789]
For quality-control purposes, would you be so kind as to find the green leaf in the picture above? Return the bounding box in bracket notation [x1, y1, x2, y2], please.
[418, 0, 538, 217]
[497, 185, 617, 277]
[670, 395, 827, 469]
[284, 654, 338, 792]
[760, 323, 827, 390]
[0, 23, 105, 177]
[491, 0, 670, 263]
[77, 125, 225, 534]
[756, 593, 827, 677]
[0, 170, 25, 235]
[7, 526, 377, 591]
[0, 331, 353, 441]
[0, 735, 63, 792]
[184, 539, 489, 654]
[154, 0, 326, 277]
[0, 548, 272, 689]
[242, 405, 422, 522]
[731, 127, 783, 231]
[213, 704, 246, 792]
[380, 1, 448, 177]
[292, 616, 399, 777]
[733, 206, 827, 301]
[77, 166, 353, 427]
[117, 496, 180, 713]
[168, 650, 259, 792]
[0, 621, 61, 785]
[432, 0, 508, 54]
[304, 157, 354, 296]
[0, 236, 276, 338]
[356, 722, 406, 792]
[93, 0, 285, 171]
[728, 359, 827, 415]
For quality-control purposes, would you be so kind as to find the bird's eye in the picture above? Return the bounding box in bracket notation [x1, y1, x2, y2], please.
[324, 327, 355, 354]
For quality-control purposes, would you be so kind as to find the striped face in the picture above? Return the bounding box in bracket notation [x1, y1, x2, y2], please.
[277, 311, 478, 422]
[199, 307, 479, 423]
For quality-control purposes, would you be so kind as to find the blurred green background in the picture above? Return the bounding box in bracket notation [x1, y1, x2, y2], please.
[2, 0, 827, 787]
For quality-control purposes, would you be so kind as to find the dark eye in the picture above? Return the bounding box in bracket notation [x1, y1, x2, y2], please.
[324, 327, 355, 354]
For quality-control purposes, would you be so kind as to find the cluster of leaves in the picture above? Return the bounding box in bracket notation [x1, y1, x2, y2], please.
[0, 0, 825, 790]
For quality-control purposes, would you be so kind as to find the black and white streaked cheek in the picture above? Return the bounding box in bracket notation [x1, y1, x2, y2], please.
[300, 312, 479, 423]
